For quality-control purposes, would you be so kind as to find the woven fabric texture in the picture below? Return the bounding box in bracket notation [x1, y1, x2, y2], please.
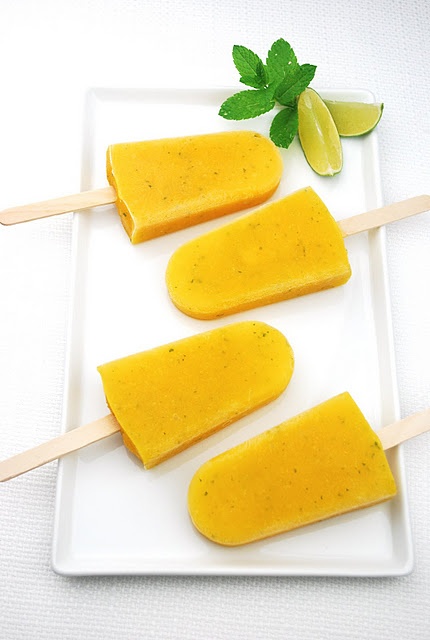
[0, 1, 429, 638]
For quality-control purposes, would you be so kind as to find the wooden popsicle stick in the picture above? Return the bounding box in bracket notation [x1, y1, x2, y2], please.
[338, 194, 430, 237]
[0, 186, 116, 226]
[1, 188, 429, 232]
[0, 413, 120, 482]
[378, 407, 430, 450]
[1, 402, 429, 483]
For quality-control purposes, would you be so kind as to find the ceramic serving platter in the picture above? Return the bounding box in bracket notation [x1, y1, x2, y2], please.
[52, 87, 412, 576]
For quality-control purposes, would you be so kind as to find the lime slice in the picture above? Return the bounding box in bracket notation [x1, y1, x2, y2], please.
[298, 88, 342, 176]
[324, 100, 383, 136]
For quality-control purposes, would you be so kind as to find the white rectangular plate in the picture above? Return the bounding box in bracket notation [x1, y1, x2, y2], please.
[52, 88, 413, 576]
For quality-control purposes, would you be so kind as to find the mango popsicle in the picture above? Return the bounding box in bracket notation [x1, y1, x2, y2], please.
[188, 392, 397, 546]
[0, 321, 294, 482]
[97, 320, 293, 468]
[0, 131, 283, 243]
[107, 131, 283, 243]
[166, 187, 352, 319]
[166, 189, 430, 319]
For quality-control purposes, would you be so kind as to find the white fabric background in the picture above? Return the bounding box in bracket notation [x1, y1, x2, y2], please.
[0, 1, 429, 638]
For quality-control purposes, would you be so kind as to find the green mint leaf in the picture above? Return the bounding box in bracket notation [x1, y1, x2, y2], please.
[219, 88, 275, 120]
[240, 74, 267, 89]
[269, 106, 299, 149]
[275, 64, 317, 105]
[266, 38, 298, 85]
[232, 45, 267, 89]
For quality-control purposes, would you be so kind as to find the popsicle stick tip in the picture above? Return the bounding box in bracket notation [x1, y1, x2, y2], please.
[0, 414, 119, 482]
[339, 194, 430, 237]
[378, 406, 430, 450]
[0, 187, 116, 226]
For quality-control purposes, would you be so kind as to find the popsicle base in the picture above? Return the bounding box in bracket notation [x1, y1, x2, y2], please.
[188, 393, 397, 546]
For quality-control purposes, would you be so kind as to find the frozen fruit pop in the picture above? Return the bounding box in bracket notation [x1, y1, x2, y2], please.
[166, 188, 430, 319]
[107, 131, 283, 243]
[0, 321, 294, 480]
[167, 187, 351, 318]
[0, 131, 283, 243]
[188, 392, 397, 546]
[97, 320, 293, 468]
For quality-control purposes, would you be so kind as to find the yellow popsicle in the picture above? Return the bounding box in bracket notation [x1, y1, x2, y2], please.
[166, 187, 352, 319]
[98, 321, 294, 468]
[107, 131, 283, 243]
[188, 392, 396, 546]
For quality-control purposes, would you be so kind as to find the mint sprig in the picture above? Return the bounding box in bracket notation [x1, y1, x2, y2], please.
[219, 38, 316, 149]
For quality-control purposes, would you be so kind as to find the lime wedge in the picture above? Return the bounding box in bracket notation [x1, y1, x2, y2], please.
[324, 100, 383, 136]
[297, 88, 342, 176]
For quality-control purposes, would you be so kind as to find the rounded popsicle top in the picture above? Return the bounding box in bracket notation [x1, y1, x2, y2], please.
[106, 130, 283, 243]
[97, 320, 294, 468]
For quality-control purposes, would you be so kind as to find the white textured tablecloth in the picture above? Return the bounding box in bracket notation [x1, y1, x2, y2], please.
[0, 1, 429, 638]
